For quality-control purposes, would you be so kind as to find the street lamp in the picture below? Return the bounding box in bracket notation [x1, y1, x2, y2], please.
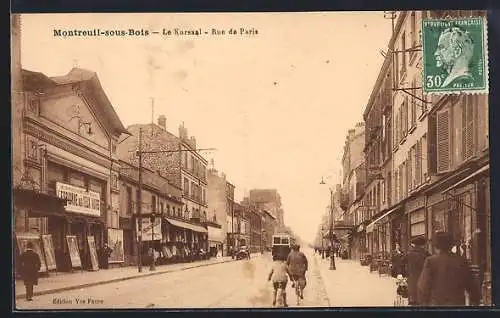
[320, 177, 336, 270]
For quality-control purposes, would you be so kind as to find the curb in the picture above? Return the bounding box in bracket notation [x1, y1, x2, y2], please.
[16, 255, 260, 300]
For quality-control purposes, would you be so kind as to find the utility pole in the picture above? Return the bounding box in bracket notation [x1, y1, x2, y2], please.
[137, 127, 143, 273]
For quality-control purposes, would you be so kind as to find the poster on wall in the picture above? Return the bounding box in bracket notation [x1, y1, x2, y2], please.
[107, 228, 124, 263]
[16, 233, 47, 273]
[135, 218, 161, 241]
[41, 234, 57, 271]
[66, 235, 82, 268]
[87, 236, 99, 271]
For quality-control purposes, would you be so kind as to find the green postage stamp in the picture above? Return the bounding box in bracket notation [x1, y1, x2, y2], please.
[422, 17, 488, 95]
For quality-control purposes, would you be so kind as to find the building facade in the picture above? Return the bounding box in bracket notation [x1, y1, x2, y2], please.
[14, 68, 128, 273]
[249, 189, 284, 228]
[116, 118, 210, 260]
[118, 160, 186, 266]
[358, 10, 491, 304]
[207, 168, 235, 255]
[339, 123, 366, 259]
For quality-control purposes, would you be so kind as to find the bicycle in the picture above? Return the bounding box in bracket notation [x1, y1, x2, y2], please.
[274, 282, 287, 307]
[293, 279, 302, 305]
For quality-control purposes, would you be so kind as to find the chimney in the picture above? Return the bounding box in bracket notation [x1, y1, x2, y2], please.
[190, 136, 196, 149]
[157, 115, 166, 130]
[179, 123, 188, 140]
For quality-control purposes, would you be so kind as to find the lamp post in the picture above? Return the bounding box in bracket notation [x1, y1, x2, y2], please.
[320, 177, 336, 270]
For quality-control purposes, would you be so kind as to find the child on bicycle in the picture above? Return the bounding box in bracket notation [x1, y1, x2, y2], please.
[268, 255, 292, 307]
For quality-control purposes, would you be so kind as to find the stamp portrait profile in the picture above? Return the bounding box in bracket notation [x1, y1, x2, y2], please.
[422, 17, 488, 94]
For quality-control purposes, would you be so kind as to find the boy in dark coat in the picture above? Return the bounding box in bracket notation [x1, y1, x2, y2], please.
[19, 242, 42, 301]
[403, 237, 431, 306]
[417, 232, 480, 306]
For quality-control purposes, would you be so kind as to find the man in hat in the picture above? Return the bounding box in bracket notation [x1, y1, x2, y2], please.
[403, 236, 431, 306]
[19, 242, 42, 301]
[417, 232, 480, 306]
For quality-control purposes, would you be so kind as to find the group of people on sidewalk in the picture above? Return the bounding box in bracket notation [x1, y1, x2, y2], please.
[394, 231, 481, 307]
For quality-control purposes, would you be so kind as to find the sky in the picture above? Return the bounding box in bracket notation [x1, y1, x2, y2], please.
[20, 12, 392, 243]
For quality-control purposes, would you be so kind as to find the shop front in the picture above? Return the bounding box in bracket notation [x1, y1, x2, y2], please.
[426, 163, 491, 305]
[207, 222, 223, 258]
[54, 181, 106, 271]
[406, 195, 426, 246]
[13, 188, 68, 277]
[163, 217, 208, 263]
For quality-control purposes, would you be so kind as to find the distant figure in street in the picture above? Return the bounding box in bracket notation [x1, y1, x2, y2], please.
[417, 232, 480, 306]
[19, 242, 41, 301]
[98, 243, 113, 269]
[403, 237, 431, 306]
[391, 243, 405, 278]
[268, 257, 292, 307]
[286, 244, 308, 299]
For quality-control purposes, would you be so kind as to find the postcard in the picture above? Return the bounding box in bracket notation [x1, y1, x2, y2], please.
[11, 10, 492, 309]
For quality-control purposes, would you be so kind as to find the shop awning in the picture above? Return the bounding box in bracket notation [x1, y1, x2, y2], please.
[441, 164, 489, 194]
[366, 205, 401, 233]
[164, 217, 208, 233]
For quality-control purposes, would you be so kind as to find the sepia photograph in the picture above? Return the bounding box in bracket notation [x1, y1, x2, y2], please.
[11, 10, 492, 310]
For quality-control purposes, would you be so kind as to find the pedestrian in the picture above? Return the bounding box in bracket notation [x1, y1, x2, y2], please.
[391, 243, 405, 278]
[403, 237, 431, 306]
[98, 243, 113, 269]
[19, 242, 42, 301]
[268, 256, 292, 307]
[417, 232, 480, 306]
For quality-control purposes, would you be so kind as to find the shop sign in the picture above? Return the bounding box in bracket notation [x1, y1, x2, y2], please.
[56, 182, 101, 217]
[208, 226, 223, 243]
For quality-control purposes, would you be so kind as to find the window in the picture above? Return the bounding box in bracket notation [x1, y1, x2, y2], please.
[410, 78, 417, 129]
[408, 148, 413, 191]
[151, 195, 157, 213]
[183, 178, 189, 195]
[167, 204, 170, 216]
[387, 172, 391, 206]
[399, 164, 404, 201]
[403, 96, 409, 136]
[382, 179, 386, 204]
[410, 209, 425, 237]
[415, 141, 422, 186]
[400, 32, 406, 78]
[126, 186, 133, 215]
[462, 96, 475, 161]
[160, 202, 164, 214]
[394, 109, 400, 145]
[437, 108, 451, 172]
[202, 189, 206, 205]
[410, 11, 417, 46]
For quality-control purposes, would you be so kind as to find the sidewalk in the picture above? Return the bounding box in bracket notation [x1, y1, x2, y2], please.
[15, 253, 261, 299]
[314, 254, 398, 307]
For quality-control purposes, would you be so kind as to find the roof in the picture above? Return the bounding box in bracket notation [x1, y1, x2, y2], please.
[22, 68, 129, 137]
